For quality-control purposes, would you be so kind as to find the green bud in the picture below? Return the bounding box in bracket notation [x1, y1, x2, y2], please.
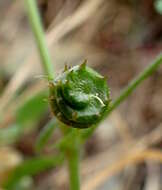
[49, 61, 110, 128]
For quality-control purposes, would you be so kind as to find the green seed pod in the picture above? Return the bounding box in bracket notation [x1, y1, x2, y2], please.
[49, 61, 110, 128]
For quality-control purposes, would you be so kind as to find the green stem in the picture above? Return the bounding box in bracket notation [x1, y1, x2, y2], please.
[81, 54, 162, 140]
[67, 145, 80, 190]
[25, 2, 80, 190]
[106, 54, 162, 116]
[61, 127, 80, 190]
[24, 0, 54, 79]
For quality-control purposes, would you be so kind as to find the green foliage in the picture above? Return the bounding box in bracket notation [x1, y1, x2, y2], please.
[16, 90, 48, 129]
[35, 117, 58, 152]
[23, 1, 162, 190]
[154, 0, 162, 14]
[3, 154, 64, 190]
[0, 90, 48, 145]
[49, 62, 110, 128]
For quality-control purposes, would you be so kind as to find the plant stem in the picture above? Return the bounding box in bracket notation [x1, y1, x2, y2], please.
[24, 0, 54, 79]
[106, 54, 162, 116]
[81, 54, 162, 140]
[25, 2, 80, 190]
[67, 145, 80, 190]
[61, 127, 80, 190]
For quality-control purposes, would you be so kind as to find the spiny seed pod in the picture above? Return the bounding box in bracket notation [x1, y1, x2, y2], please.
[49, 61, 110, 128]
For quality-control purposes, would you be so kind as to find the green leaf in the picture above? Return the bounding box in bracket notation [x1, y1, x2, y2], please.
[3, 154, 64, 190]
[0, 91, 49, 145]
[35, 118, 58, 152]
[16, 90, 48, 129]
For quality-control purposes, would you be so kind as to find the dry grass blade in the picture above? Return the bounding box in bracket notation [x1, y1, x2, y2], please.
[82, 149, 162, 190]
[0, 0, 105, 118]
[47, 0, 105, 45]
[144, 162, 160, 190]
[0, 62, 34, 122]
[82, 123, 162, 190]
[110, 111, 133, 144]
[135, 122, 162, 150]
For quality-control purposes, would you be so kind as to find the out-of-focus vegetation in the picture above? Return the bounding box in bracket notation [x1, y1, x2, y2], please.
[0, 0, 162, 190]
[154, 0, 162, 14]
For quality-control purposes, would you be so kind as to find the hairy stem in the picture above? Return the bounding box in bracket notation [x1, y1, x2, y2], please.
[24, 0, 54, 79]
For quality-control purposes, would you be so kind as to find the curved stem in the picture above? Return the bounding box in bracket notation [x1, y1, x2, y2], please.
[24, 0, 54, 79]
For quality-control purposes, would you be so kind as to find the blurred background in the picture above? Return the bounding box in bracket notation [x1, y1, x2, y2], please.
[0, 0, 162, 189]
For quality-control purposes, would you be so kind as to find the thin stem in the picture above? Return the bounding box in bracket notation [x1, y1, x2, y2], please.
[67, 145, 80, 190]
[81, 54, 162, 140]
[24, 0, 54, 79]
[25, 1, 80, 190]
[106, 54, 162, 116]
[61, 127, 80, 190]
